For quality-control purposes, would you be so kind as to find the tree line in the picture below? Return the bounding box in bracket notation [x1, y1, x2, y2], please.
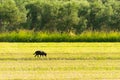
[0, 0, 120, 33]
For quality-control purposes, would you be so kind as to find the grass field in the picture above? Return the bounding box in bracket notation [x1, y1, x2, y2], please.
[0, 43, 120, 80]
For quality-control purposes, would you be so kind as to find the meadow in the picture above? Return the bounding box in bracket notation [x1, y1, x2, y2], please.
[0, 43, 120, 80]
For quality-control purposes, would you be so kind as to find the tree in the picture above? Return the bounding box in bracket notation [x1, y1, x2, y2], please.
[77, 0, 89, 33]
[0, 0, 26, 31]
[107, 0, 120, 30]
[55, 1, 80, 33]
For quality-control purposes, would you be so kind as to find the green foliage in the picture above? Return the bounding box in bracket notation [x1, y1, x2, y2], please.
[24, 0, 120, 32]
[0, 0, 26, 31]
[0, 0, 120, 33]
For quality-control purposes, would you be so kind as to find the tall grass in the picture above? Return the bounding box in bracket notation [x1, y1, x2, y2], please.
[0, 30, 120, 42]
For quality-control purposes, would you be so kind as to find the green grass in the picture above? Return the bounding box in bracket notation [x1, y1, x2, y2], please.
[0, 42, 120, 79]
[1, 30, 120, 42]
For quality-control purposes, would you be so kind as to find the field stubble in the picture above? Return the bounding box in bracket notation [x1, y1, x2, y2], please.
[0, 43, 120, 80]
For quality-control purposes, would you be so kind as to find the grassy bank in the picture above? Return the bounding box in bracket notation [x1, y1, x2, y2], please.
[0, 42, 120, 79]
[0, 30, 120, 42]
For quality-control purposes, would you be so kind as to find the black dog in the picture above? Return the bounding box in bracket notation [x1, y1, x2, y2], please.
[34, 50, 47, 57]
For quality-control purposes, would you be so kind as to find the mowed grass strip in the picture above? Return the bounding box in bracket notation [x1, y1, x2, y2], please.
[0, 60, 120, 80]
[0, 60, 120, 71]
[0, 43, 120, 79]
[0, 43, 120, 60]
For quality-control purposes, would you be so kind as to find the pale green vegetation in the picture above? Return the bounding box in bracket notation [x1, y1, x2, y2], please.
[0, 43, 120, 79]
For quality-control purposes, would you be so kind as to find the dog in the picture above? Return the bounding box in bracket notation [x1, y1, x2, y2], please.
[34, 50, 47, 57]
